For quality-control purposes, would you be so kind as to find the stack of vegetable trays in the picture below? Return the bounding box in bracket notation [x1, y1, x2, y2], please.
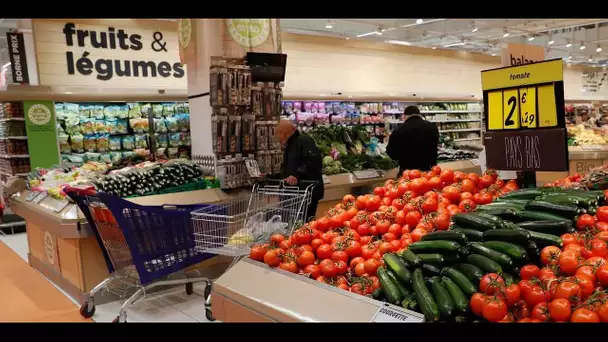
[376, 188, 600, 322]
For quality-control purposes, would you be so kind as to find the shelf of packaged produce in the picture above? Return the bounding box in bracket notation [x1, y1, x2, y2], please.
[387, 119, 480, 125]
[0, 117, 25, 122]
[439, 128, 482, 133]
[0, 154, 29, 158]
[0, 136, 27, 140]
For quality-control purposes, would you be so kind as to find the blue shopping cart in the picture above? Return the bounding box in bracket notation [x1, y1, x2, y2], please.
[66, 187, 217, 323]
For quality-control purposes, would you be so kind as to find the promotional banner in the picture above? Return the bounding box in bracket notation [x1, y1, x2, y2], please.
[6, 32, 30, 84]
[223, 19, 281, 57]
[23, 100, 60, 168]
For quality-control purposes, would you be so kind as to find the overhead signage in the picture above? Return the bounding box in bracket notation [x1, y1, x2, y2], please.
[32, 19, 187, 89]
[481, 59, 568, 172]
[6, 32, 30, 85]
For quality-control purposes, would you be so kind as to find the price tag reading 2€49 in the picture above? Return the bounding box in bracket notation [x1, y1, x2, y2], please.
[483, 59, 562, 131]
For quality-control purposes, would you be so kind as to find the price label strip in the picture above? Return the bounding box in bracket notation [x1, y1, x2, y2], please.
[353, 169, 381, 180]
[32, 192, 48, 204]
[371, 304, 424, 323]
[322, 175, 331, 184]
[25, 192, 39, 202]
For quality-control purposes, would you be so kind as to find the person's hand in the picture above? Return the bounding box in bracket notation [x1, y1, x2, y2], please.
[284, 176, 298, 185]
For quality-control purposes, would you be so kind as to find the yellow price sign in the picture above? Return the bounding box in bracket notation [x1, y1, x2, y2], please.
[486, 84, 557, 131]
[482, 59, 563, 131]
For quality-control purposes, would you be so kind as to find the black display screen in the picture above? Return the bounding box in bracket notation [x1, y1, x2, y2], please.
[246, 52, 287, 83]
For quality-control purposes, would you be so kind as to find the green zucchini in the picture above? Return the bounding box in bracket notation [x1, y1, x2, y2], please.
[540, 194, 596, 208]
[408, 240, 462, 254]
[400, 249, 422, 267]
[517, 220, 572, 235]
[443, 252, 463, 265]
[470, 212, 507, 227]
[452, 213, 499, 231]
[467, 254, 503, 274]
[421, 231, 468, 245]
[412, 268, 440, 322]
[377, 266, 402, 305]
[482, 228, 531, 246]
[383, 253, 413, 285]
[386, 269, 411, 298]
[499, 189, 544, 199]
[525, 201, 582, 219]
[474, 208, 521, 221]
[477, 203, 524, 211]
[371, 288, 383, 299]
[421, 263, 442, 277]
[526, 240, 540, 263]
[493, 198, 530, 207]
[441, 267, 478, 297]
[467, 242, 514, 267]
[451, 227, 483, 242]
[453, 263, 484, 284]
[518, 228, 563, 248]
[441, 276, 468, 314]
[518, 210, 571, 222]
[417, 253, 444, 266]
[428, 276, 454, 318]
[482, 241, 528, 263]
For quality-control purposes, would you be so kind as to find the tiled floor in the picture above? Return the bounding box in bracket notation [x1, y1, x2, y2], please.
[0, 232, 216, 323]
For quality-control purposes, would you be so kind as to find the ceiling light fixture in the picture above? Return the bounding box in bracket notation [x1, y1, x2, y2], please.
[528, 36, 535, 41]
[580, 42, 586, 50]
[568, 55, 572, 60]
[491, 53, 496, 56]
[548, 39, 554, 45]
[325, 21, 333, 29]
[566, 42, 572, 47]
[502, 28, 509, 37]
[345, 37, 350, 40]
[416, 19, 423, 24]
[471, 26, 478, 33]
[432, 46, 437, 49]
[589, 57, 593, 62]
[386, 40, 411, 46]
[1, 62, 10, 69]
[597, 45, 602, 52]
[443, 42, 466, 48]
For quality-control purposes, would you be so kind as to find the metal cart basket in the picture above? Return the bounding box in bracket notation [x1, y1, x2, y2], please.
[66, 187, 215, 323]
[191, 179, 314, 320]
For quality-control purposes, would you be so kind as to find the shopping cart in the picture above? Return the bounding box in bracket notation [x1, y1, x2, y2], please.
[66, 186, 216, 323]
[191, 179, 315, 319]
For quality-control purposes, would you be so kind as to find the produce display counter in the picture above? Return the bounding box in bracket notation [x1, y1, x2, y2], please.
[10, 188, 234, 304]
[535, 146, 608, 185]
[211, 258, 424, 322]
[317, 160, 481, 216]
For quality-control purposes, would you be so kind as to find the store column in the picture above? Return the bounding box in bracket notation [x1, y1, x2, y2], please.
[179, 19, 282, 156]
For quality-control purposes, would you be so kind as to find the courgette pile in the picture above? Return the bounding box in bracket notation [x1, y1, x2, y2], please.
[93, 161, 204, 197]
[375, 187, 605, 322]
[375, 235, 484, 322]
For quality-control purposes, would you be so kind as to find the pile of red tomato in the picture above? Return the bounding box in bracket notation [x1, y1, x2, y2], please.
[470, 200, 608, 323]
[249, 166, 518, 296]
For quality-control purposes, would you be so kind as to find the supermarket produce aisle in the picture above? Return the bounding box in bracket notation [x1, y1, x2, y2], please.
[0, 240, 91, 322]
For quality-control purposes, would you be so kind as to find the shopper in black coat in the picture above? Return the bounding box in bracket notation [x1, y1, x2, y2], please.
[386, 105, 439, 177]
[275, 120, 324, 221]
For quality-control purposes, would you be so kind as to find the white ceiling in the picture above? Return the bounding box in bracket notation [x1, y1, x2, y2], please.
[280, 19, 608, 67]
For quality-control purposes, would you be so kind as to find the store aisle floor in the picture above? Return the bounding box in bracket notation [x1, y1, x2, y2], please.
[0, 233, 215, 322]
[0, 239, 91, 322]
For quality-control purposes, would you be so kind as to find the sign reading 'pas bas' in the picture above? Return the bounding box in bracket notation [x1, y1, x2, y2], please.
[32, 19, 187, 89]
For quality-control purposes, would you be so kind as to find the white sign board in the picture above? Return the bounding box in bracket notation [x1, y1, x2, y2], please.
[32, 19, 187, 90]
[371, 305, 424, 323]
[353, 169, 381, 180]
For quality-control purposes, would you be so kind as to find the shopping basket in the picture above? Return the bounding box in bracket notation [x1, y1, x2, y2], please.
[66, 187, 216, 323]
[191, 179, 314, 320]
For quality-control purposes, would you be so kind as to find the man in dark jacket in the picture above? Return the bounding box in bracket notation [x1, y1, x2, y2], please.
[275, 120, 324, 221]
[386, 105, 439, 176]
